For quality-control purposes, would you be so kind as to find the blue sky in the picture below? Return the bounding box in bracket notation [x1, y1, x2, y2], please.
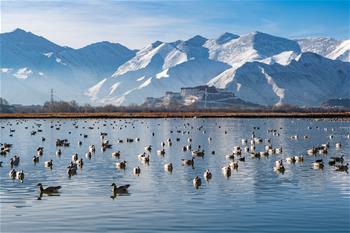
[1, 0, 349, 49]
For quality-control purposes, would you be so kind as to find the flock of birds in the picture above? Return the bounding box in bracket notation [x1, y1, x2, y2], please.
[1, 118, 349, 198]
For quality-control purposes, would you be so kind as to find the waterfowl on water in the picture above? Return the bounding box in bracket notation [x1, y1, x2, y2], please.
[181, 158, 194, 166]
[37, 183, 61, 194]
[164, 163, 173, 172]
[204, 169, 212, 180]
[111, 183, 130, 194]
[193, 176, 201, 188]
[116, 161, 127, 169]
[133, 166, 141, 175]
[222, 166, 231, 177]
[44, 159, 53, 168]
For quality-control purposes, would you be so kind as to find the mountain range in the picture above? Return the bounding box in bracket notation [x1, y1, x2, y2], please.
[0, 28, 349, 107]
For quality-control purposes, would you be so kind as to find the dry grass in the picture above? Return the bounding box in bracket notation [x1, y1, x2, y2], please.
[0, 111, 349, 119]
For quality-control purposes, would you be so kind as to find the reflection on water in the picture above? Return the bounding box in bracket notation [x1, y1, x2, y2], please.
[0, 118, 349, 233]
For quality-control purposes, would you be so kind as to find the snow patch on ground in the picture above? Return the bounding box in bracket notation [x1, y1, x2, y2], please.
[156, 69, 169, 79]
[86, 78, 107, 100]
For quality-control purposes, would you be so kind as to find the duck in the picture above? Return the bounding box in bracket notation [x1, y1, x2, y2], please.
[193, 176, 201, 188]
[203, 169, 212, 180]
[164, 163, 173, 172]
[133, 166, 141, 176]
[71, 154, 78, 162]
[111, 183, 130, 194]
[44, 159, 53, 168]
[37, 183, 61, 194]
[181, 158, 194, 166]
[116, 161, 127, 169]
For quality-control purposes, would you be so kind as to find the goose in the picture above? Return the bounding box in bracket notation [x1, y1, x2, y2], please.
[16, 170, 24, 181]
[286, 157, 296, 164]
[193, 176, 201, 188]
[330, 155, 344, 163]
[67, 162, 77, 176]
[112, 151, 121, 158]
[203, 169, 212, 180]
[133, 166, 141, 175]
[225, 153, 235, 160]
[335, 143, 341, 149]
[32, 155, 39, 163]
[9, 169, 16, 179]
[294, 156, 304, 163]
[89, 145, 96, 153]
[157, 149, 166, 156]
[222, 166, 231, 177]
[229, 161, 239, 169]
[307, 148, 316, 155]
[312, 161, 324, 169]
[164, 163, 173, 172]
[37, 183, 61, 194]
[44, 159, 53, 168]
[138, 154, 150, 164]
[55, 149, 62, 156]
[181, 158, 194, 166]
[86, 152, 92, 160]
[37, 147, 44, 156]
[274, 160, 285, 173]
[192, 150, 204, 157]
[275, 147, 282, 154]
[111, 183, 130, 194]
[72, 154, 78, 162]
[76, 158, 84, 167]
[335, 163, 348, 172]
[116, 161, 127, 169]
[144, 145, 152, 152]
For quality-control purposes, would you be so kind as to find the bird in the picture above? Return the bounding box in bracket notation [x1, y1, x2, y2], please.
[204, 169, 212, 180]
[181, 158, 194, 166]
[111, 183, 130, 194]
[44, 159, 53, 168]
[193, 176, 201, 188]
[37, 183, 61, 194]
[116, 161, 127, 169]
[164, 163, 173, 172]
[133, 166, 141, 175]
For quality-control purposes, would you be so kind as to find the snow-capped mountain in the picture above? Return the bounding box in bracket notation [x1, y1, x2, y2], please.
[1, 28, 349, 107]
[0, 28, 135, 104]
[297, 37, 350, 62]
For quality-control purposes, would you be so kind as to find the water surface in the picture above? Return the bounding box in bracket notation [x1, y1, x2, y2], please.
[0, 118, 349, 233]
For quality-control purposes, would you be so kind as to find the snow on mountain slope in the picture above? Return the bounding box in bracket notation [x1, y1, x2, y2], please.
[0, 28, 136, 104]
[204, 31, 301, 66]
[297, 38, 349, 62]
[87, 35, 230, 105]
[224, 52, 349, 106]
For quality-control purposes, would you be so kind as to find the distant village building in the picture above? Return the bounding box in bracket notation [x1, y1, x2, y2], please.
[142, 85, 258, 109]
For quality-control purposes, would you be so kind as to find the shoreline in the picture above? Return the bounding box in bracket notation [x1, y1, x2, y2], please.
[0, 111, 349, 119]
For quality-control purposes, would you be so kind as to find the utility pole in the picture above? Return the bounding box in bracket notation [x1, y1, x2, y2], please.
[204, 87, 207, 109]
[50, 89, 54, 104]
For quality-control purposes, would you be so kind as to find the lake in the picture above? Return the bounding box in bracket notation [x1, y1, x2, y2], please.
[0, 118, 349, 233]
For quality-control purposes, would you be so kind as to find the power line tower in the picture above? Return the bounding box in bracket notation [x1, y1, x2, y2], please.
[50, 89, 54, 104]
